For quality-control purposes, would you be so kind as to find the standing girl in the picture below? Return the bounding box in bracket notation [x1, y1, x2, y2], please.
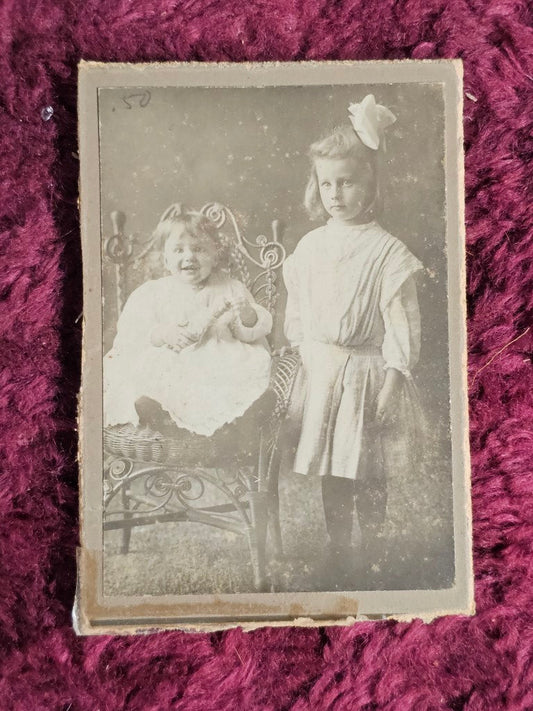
[283, 95, 425, 581]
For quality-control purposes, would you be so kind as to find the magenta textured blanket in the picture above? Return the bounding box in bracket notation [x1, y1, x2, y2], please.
[1, 1, 532, 708]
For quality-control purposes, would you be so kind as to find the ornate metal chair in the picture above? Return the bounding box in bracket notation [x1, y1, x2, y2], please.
[102, 203, 300, 591]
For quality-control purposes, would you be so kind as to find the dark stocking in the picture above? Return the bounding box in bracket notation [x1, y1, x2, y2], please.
[354, 480, 387, 543]
[321, 476, 356, 549]
[321, 477, 387, 548]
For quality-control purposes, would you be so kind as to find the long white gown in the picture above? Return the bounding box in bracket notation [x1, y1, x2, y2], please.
[104, 273, 272, 436]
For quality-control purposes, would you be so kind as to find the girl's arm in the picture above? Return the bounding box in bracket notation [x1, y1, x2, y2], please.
[114, 280, 198, 353]
[230, 299, 258, 328]
[283, 256, 304, 347]
[112, 281, 158, 350]
[376, 276, 421, 424]
[150, 323, 198, 350]
[375, 368, 404, 425]
[228, 283, 273, 343]
[381, 276, 421, 375]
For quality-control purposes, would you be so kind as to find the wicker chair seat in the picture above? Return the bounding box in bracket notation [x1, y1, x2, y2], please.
[104, 420, 257, 468]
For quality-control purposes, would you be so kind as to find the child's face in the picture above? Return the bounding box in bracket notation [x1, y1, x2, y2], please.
[315, 157, 372, 223]
[164, 225, 218, 286]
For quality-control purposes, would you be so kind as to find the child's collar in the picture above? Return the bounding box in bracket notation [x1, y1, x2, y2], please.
[326, 218, 376, 229]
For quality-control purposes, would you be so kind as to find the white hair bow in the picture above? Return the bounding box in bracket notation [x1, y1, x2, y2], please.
[348, 94, 396, 150]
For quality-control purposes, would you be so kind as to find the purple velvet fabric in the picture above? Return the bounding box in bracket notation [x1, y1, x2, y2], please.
[1, 0, 532, 708]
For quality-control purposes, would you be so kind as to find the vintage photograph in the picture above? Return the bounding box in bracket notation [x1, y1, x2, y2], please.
[77, 61, 473, 631]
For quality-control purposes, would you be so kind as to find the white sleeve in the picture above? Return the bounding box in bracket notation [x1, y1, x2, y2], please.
[283, 256, 304, 346]
[111, 281, 159, 350]
[381, 276, 421, 376]
[229, 282, 273, 343]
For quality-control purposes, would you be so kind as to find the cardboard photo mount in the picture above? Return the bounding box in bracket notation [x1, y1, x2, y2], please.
[76, 59, 474, 634]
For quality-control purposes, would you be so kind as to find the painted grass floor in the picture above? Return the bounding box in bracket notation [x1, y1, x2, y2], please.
[104, 469, 454, 596]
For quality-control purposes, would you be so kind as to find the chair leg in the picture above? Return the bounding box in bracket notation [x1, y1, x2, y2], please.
[120, 483, 133, 555]
[267, 447, 283, 559]
[247, 490, 269, 591]
[268, 489, 283, 559]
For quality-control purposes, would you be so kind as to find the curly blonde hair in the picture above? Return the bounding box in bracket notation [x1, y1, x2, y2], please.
[154, 203, 230, 271]
[304, 125, 379, 222]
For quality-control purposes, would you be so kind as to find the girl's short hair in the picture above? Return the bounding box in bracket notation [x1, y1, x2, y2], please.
[154, 203, 230, 270]
[304, 124, 379, 221]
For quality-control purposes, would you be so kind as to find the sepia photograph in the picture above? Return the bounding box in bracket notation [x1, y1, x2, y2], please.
[77, 61, 473, 632]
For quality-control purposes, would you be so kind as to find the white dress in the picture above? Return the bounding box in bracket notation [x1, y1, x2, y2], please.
[283, 220, 424, 482]
[104, 273, 272, 436]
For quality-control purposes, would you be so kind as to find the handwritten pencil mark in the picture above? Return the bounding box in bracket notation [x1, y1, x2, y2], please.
[122, 90, 151, 109]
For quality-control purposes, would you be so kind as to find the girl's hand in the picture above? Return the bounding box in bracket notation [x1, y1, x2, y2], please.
[374, 368, 403, 426]
[375, 388, 392, 426]
[228, 297, 258, 327]
[161, 323, 199, 352]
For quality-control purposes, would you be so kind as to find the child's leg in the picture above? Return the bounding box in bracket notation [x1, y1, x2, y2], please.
[354, 428, 387, 562]
[134, 396, 167, 430]
[321, 475, 356, 549]
[354, 479, 387, 547]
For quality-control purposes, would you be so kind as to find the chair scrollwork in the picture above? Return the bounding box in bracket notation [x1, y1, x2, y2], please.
[200, 202, 286, 313]
[104, 203, 287, 317]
